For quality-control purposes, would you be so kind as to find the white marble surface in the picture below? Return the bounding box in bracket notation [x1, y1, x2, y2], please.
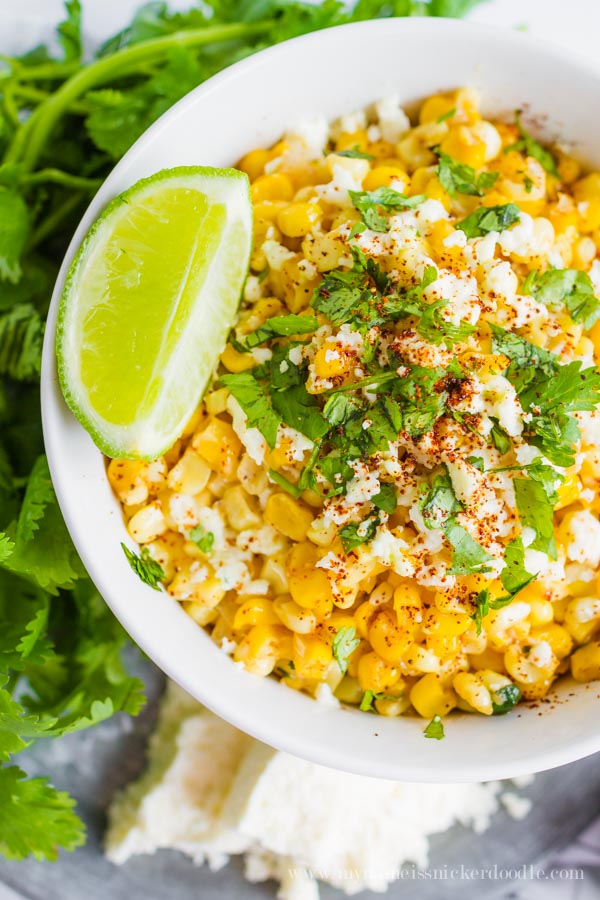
[1, 1, 599, 898]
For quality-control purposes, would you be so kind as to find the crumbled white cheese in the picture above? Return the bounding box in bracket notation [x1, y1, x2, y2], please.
[374, 95, 410, 143]
[564, 509, 600, 567]
[286, 117, 329, 159]
[227, 395, 267, 466]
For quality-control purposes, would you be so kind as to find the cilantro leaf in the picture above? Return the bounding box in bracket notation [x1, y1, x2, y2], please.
[0, 535, 13, 564]
[0, 304, 44, 382]
[57, 0, 83, 63]
[189, 524, 214, 553]
[489, 417, 511, 455]
[507, 111, 559, 178]
[322, 392, 365, 427]
[372, 483, 397, 514]
[491, 683, 522, 715]
[121, 543, 164, 590]
[456, 203, 520, 238]
[349, 186, 425, 232]
[419, 469, 462, 529]
[271, 382, 329, 441]
[0, 766, 85, 861]
[221, 371, 281, 448]
[240, 314, 318, 349]
[316, 452, 354, 497]
[501, 537, 537, 595]
[446, 520, 494, 575]
[0, 191, 29, 283]
[514, 475, 558, 558]
[524, 268, 600, 331]
[489, 324, 558, 376]
[424, 714, 445, 740]
[336, 147, 375, 160]
[339, 516, 379, 553]
[332, 625, 360, 674]
[437, 151, 498, 197]
[360, 690, 375, 711]
[417, 298, 476, 345]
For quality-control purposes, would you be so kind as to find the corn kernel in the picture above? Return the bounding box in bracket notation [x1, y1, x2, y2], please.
[368, 608, 412, 663]
[274, 596, 316, 634]
[222, 485, 261, 531]
[238, 147, 270, 181]
[453, 672, 493, 715]
[277, 201, 322, 237]
[265, 493, 314, 541]
[127, 500, 166, 544]
[220, 342, 256, 373]
[357, 651, 399, 693]
[167, 449, 211, 495]
[293, 633, 333, 680]
[233, 597, 280, 631]
[363, 165, 409, 193]
[192, 418, 242, 479]
[571, 640, 600, 682]
[410, 673, 457, 719]
[251, 173, 294, 203]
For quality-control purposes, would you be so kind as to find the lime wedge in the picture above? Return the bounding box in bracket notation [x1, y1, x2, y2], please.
[56, 166, 252, 460]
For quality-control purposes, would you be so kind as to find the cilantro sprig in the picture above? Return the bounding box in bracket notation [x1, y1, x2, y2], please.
[506, 110, 560, 178]
[436, 151, 498, 197]
[456, 203, 521, 238]
[349, 186, 425, 232]
[523, 268, 600, 331]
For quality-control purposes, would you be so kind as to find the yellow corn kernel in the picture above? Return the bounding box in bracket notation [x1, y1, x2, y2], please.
[439, 125, 486, 170]
[557, 152, 581, 184]
[335, 129, 369, 153]
[357, 651, 399, 693]
[222, 485, 262, 531]
[392, 583, 421, 613]
[261, 555, 289, 594]
[410, 673, 457, 719]
[169, 569, 225, 609]
[368, 608, 412, 664]
[270, 255, 320, 313]
[419, 94, 456, 125]
[363, 165, 409, 193]
[306, 519, 337, 547]
[453, 672, 493, 715]
[313, 345, 352, 379]
[237, 454, 269, 497]
[353, 600, 378, 639]
[374, 693, 410, 717]
[277, 201, 321, 238]
[220, 342, 256, 373]
[504, 642, 558, 684]
[233, 597, 280, 631]
[572, 236, 597, 269]
[166, 449, 211, 496]
[273, 596, 316, 634]
[425, 178, 452, 211]
[564, 596, 600, 644]
[335, 675, 364, 705]
[531, 623, 573, 659]
[571, 640, 600, 682]
[192, 418, 242, 479]
[182, 600, 218, 627]
[127, 500, 167, 544]
[427, 219, 463, 266]
[238, 147, 270, 181]
[468, 647, 505, 672]
[234, 624, 291, 677]
[145, 531, 184, 582]
[205, 387, 229, 416]
[265, 493, 314, 541]
[293, 633, 333, 680]
[528, 599, 554, 628]
[251, 173, 294, 203]
[555, 472, 582, 510]
[286, 542, 334, 610]
[107, 457, 166, 505]
[397, 122, 447, 171]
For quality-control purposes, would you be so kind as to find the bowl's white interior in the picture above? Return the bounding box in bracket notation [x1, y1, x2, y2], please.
[42, 18, 600, 782]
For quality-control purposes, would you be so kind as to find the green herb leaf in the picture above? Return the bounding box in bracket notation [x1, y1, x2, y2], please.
[0, 191, 29, 283]
[271, 382, 329, 442]
[0, 304, 44, 382]
[524, 268, 600, 331]
[456, 203, 520, 238]
[424, 714, 445, 740]
[489, 417, 511, 455]
[507, 111, 559, 178]
[121, 543, 164, 591]
[349, 186, 426, 232]
[437, 151, 498, 197]
[57, 0, 83, 63]
[189, 524, 214, 553]
[501, 537, 537, 595]
[339, 516, 379, 553]
[221, 371, 282, 448]
[372, 483, 397, 514]
[513, 475, 558, 559]
[445, 520, 494, 575]
[335, 147, 375, 160]
[0, 766, 85, 861]
[360, 689, 375, 711]
[241, 314, 318, 349]
[419, 468, 462, 530]
[417, 298, 476, 346]
[332, 625, 360, 674]
[491, 683, 522, 715]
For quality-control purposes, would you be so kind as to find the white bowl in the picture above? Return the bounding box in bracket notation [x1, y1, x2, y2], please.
[42, 17, 600, 782]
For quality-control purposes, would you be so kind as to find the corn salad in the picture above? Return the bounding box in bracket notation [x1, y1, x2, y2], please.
[109, 89, 600, 723]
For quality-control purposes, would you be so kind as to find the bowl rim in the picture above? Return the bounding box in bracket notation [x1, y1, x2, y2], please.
[42, 15, 600, 782]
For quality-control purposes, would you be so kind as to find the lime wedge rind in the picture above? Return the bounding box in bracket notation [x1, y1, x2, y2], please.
[56, 166, 252, 460]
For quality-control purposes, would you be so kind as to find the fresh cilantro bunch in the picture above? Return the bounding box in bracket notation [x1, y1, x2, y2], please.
[0, 0, 488, 862]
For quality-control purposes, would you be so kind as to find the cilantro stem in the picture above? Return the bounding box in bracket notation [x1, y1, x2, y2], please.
[325, 371, 398, 394]
[0, 58, 81, 81]
[9, 22, 273, 172]
[23, 169, 102, 191]
[27, 191, 85, 249]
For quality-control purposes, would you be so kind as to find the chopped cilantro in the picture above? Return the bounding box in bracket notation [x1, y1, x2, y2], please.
[322, 392, 365, 427]
[489, 418, 511, 455]
[437, 107, 457, 123]
[424, 715, 445, 740]
[468, 456, 486, 472]
[446, 521, 494, 575]
[489, 324, 557, 376]
[506, 111, 559, 178]
[524, 268, 600, 331]
[372, 483, 398, 514]
[221, 371, 281, 448]
[335, 146, 375, 160]
[436, 151, 499, 197]
[417, 297, 476, 345]
[339, 515, 380, 553]
[189, 524, 214, 553]
[513, 473, 558, 559]
[419, 469, 462, 529]
[491, 683, 522, 715]
[332, 625, 360, 674]
[349, 186, 426, 232]
[316, 453, 354, 497]
[121, 543, 164, 591]
[271, 382, 329, 442]
[456, 203, 521, 237]
[239, 314, 318, 349]
[360, 689, 375, 711]
[501, 537, 538, 595]
[268, 469, 302, 498]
